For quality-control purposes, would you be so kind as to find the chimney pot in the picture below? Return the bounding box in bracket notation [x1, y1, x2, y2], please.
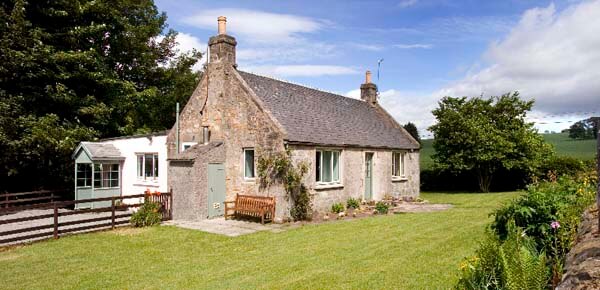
[218, 16, 227, 35]
[360, 70, 378, 106]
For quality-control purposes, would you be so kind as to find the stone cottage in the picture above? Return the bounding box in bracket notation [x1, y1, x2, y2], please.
[167, 16, 420, 222]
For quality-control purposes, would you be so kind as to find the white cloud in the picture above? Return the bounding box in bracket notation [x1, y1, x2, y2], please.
[174, 33, 206, 71]
[237, 42, 337, 64]
[438, 1, 600, 115]
[245, 65, 359, 77]
[157, 32, 206, 71]
[182, 8, 338, 67]
[346, 88, 437, 137]
[182, 8, 323, 43]
[394, 43, 433, 49]
[398, 0, 419, 8]
[349, 43, 385, 51]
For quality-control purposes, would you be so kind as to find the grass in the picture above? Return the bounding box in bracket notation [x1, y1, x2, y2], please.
[542, 133, 597, 160]
[0, 191, 520, 289]
[420, 133, 596, 169]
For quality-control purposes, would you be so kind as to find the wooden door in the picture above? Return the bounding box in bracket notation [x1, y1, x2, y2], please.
[364, 153, 373, 200]
[207, 163, 226, 218]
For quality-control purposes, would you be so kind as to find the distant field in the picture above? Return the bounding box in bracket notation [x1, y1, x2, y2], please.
[420, 133, 596, 170]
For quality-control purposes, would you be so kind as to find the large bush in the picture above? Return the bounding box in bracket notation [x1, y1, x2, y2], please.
[491, 173, 596, 255]
[429, 93, 553, 192]
[457, 170, 597, 289]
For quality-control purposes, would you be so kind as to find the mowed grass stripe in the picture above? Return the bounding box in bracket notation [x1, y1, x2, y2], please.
[0, 192, 519, 289]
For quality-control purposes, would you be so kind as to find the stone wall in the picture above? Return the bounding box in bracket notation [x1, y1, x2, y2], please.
[391, 151, 420, 197]
[289, 145, 420, 213]
[167, 62, 287, 221]
[168, 144, 226, 220]
[557, 205, 600, 290]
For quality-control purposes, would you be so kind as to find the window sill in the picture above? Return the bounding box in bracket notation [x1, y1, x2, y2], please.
[134, 182, 159, 187]
[95, 187, 120, 190]
[392, 177, 408, 182]
[243, 178, 256, 183]
[315, 183, 344, 190]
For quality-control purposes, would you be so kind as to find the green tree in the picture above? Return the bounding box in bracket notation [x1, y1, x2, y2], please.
[403, 122, 421, 144]
[568, 117, 598, 139]
[429, 92, 553, 192]
[0, 0, 201, 191]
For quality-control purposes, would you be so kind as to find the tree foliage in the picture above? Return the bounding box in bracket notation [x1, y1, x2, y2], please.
[429, 92, 553, 192]
[568, 117, 599, 139]
[403, 122, 420, 144]
[0, 0, 201, 191]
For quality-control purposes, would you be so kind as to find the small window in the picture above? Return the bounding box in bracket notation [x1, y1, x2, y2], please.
[316, 150, 340, 183]
[392, 152, 406, 178]
[137, 153, 159, 180]
[244, 148, 255, 179]
[182, 142, 197, 151]
[76, 163, 92, 187]
[94, 163, 119, 188]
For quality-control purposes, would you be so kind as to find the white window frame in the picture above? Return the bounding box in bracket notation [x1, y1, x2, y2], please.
[182, 142, 197, 151]
[137, 153, 159, 181]
[93, 163, 120, 189]
[316, 149, 342, 185]
[392, 151, 407, 180]
[243, 148, 256, 180]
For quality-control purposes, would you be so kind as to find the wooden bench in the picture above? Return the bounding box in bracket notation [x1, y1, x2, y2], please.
[224, 194, 276, 224]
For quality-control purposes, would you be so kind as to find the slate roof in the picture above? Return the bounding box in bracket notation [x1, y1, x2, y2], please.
[75, 142, 124, 160]
[238, 71, 419, 150]
[168, 142, 223, 161]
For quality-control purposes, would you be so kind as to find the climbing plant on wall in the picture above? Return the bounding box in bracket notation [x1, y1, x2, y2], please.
[257, 149, 311, 221]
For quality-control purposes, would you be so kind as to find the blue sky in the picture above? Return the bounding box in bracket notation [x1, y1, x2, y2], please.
[156, 0, 600, 138]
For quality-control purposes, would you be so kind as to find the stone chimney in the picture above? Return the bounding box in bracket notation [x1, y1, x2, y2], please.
[360, 71, 378, 106]
[208, 16, 237, 66]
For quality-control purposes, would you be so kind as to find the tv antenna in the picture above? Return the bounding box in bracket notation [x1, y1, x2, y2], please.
[377, 58, 384, 82]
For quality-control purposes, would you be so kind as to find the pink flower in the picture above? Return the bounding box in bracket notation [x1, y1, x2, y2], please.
[551, 221, 560, 229]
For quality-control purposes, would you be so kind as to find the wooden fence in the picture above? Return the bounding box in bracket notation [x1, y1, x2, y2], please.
[0, 191, 172, 246]
[0, 189, 68, 211]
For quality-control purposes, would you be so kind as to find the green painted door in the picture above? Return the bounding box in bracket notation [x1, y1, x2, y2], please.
[364, 153, 373, 200]
[207, 163, 226, 218]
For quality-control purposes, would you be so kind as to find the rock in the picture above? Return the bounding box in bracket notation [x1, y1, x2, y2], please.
[557, 205, 600, 290]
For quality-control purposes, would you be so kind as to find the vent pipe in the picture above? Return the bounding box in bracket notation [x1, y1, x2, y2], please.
[203, 126, 209, 145]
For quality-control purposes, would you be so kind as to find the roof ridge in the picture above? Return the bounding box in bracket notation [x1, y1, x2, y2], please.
[238, 70, 363, 103]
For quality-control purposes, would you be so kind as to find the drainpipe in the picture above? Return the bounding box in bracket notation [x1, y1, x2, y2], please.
[176, 102, 180, 154]
[203, 126, 209, 145]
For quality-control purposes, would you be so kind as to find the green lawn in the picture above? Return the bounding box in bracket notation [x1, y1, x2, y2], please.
[0, 192, 519, 289]
[420, 133, 596, 169]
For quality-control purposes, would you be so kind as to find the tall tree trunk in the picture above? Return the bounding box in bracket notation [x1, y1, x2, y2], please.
[476, 167, 493, 193]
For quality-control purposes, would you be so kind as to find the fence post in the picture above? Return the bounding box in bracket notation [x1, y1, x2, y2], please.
[4, 193, 8, 209]
[53, 202, 59, 239]
[111, 196, 116, 230]
[169, 189, 173, 220]
[596, 128, 599, 234]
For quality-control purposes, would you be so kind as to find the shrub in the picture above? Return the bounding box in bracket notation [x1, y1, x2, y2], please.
[130, 199, 162, 227]
[536, 156, 589, 180]
[456, 225, 548, 290]
[346, 197, 360, 209]
[459, 170, 597, 289]
[331, 203, 344, 214]
[491, 174, 596, 255]
[257, 149, 311, 221]
[375, 201, 389, 214]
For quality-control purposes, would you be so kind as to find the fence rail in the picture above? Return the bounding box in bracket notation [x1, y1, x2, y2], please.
[0, 189, 68, 210]
[0, 191, 172, 246]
